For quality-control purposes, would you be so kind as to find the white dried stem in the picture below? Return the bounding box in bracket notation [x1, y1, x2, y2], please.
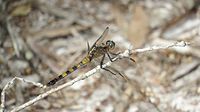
[0, 77, 46, 111]
[1, 41, 189, 112]
[133, 41, 188, 53]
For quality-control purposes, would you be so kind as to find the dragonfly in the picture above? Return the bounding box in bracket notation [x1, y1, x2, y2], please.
[47, 27, 134, 86]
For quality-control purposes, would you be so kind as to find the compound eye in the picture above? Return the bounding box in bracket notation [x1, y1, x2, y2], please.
[110, 42, 115, 49]
[106, 40, 115, 49]
[106, 40, 111, 45]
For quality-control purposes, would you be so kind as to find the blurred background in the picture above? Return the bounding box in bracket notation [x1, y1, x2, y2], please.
[0, 0, 200, 112]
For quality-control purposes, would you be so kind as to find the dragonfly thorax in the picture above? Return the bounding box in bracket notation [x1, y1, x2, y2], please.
[106, 40, 115, 50]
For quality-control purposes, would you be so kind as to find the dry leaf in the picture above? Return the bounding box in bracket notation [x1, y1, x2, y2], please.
[11, 3, 31, 16]
[127, 5, 150, 48]
[112, 5, 150, 48]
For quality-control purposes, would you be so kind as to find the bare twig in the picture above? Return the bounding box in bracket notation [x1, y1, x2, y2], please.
[6, 17, 20, 57]
[0, 41, 188, 112]
[133, 41, 188, 54]
[0, 77, 46, 111]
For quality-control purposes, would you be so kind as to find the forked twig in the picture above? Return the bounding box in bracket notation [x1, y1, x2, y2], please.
[0, 41, 189, 112]
[1, 77, 46, 111]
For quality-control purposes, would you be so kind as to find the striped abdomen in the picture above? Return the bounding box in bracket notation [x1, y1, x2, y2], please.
[47, 56, 91, 86]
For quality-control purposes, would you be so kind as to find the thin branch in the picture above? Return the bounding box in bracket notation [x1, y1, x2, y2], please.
[0, 41, 188, 112]
[1, 77, 46, 111]
[6, 17, 20, 57]
[133, 41, 189, 54]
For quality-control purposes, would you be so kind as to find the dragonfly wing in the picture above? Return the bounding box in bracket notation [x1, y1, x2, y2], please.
[87, 41, 90, 54]
[90, 27, 109, 50]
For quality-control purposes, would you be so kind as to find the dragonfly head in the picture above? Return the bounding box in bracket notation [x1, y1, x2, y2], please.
[106, 40, 115, 50]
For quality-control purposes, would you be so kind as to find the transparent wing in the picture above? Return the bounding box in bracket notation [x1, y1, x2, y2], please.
[90, 27, 109, 50]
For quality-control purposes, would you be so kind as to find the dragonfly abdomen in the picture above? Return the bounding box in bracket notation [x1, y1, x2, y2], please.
[47, 56, 91, 86]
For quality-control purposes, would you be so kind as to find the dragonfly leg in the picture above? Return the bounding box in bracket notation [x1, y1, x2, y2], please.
[128, 57, 136, 63]
[100, 54, 117, 76]
[108, 66, 125, 79]
[110, 51, 135, 63]
[110, 51, 121, 56]
[109, 66, 130, 82]
[100, 54, 128, 80]
[106, 52, 115, 62]
[100, 54, 106, 67]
